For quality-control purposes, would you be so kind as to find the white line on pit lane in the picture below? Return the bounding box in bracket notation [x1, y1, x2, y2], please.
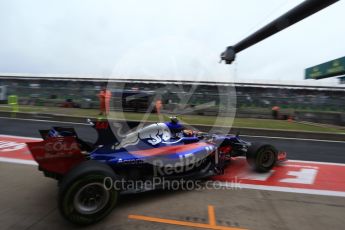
[0, 134, 42, 140]
[1, 116, 345, 143]
[0, 116, 89, 125]
[285, 159, 345, 166]
[215, 182, 345, 197]
[0, 157, 37, 165]
[240, 134, 345, 144]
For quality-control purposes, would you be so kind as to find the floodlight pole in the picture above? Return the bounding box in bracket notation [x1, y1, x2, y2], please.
[221, 0, 339, 64]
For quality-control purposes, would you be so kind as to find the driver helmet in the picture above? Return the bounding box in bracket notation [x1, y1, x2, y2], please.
[165, 116, 184, 135]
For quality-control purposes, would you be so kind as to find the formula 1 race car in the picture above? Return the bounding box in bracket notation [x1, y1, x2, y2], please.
[27, 118, 286, 225]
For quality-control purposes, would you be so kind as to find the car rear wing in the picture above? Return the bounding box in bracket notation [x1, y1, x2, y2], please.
[27, 136, 85, 178]
[26, 119, 122, 179]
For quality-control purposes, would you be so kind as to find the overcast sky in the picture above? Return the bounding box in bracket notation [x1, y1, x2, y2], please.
[0, 0, 344, 84]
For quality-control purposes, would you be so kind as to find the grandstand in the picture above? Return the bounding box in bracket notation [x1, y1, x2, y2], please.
[1, 73, 345, 125]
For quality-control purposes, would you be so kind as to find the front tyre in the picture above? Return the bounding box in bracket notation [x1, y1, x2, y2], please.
[58, 161, 119, 225]
[246, 143, 277, 173]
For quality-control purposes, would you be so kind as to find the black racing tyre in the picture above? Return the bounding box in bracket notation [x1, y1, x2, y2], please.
[58, 161, 120, 225]
[246, 143, 277, 173]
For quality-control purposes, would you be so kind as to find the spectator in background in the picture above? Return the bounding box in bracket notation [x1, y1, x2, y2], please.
[155, 98, 163, 115]
[98, 87, 112, 115]
[272, 105, 280, 120]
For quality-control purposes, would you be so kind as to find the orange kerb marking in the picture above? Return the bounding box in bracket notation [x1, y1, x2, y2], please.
[208, 205, 216, 226]
[128, 205, 247, 230]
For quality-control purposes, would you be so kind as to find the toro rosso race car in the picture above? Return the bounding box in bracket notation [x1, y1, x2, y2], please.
[27, 117, 286, 225]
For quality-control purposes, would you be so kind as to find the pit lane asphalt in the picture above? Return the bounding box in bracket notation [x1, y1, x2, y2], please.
[1, 117, 345, 230]
[1, 162, 345, 230]
[1, 117, 345, 163]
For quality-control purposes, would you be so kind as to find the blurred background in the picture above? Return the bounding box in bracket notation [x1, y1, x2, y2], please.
[1, 74, 345, 132]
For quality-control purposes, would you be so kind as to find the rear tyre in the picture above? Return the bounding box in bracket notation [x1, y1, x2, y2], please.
[246, 143, 277, 173]
[58, 161, 120, 225]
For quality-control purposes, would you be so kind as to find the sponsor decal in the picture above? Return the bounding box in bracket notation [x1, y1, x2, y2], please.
[116, 123, 171, 149]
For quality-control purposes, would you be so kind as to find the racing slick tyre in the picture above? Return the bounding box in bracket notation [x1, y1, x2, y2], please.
[246, 143, 277, 173]
[58, 161, 120, 225]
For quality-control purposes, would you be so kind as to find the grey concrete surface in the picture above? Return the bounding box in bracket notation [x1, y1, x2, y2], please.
[1, 162, 345, 230]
